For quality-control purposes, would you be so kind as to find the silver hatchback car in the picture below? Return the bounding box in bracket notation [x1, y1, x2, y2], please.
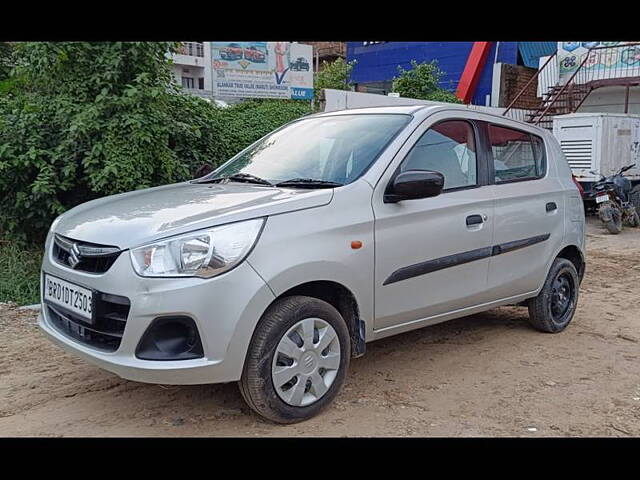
[39, 105, 586, 423]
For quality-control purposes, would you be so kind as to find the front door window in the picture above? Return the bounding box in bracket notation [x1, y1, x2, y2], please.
[400, 120, 477, 190]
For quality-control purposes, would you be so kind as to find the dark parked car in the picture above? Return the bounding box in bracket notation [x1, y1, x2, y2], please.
[244, 46, 266, 63]
[220, 43, 243, 61]
[290, 57, 310, 71]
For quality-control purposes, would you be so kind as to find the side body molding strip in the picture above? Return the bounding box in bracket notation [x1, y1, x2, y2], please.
[383, 246, 492, 286]
[383, 233, 551, 286]
[491, 233, 550, 256]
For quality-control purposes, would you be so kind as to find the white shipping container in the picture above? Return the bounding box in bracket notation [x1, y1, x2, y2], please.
[553, 113, 640, 183]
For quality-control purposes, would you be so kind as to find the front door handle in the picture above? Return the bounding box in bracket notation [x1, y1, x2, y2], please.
[466, 214, 484, 226]
[546, 202, 557, 212]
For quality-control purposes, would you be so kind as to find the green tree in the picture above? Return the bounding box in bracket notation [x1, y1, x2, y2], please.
[0, 42, 310, 244]
[0, 42, 12, 81]
[0, 42, 17, 94]
[0, 42, 186, 243]
[392, 60, 461, 103]
[314, 57, 356, 107]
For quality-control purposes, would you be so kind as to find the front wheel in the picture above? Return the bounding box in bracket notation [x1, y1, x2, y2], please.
[239, 295, 351, 424]
[599, 204, 623, 234]
[527, 258, 579, 333]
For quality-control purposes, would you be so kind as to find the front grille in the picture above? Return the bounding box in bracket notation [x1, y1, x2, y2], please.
[52, 234, 121, 274]
[46, 292, 130, 352]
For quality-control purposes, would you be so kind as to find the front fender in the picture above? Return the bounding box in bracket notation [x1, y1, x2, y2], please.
[245, 181, 376, 335]
[253, 260, 373, 327]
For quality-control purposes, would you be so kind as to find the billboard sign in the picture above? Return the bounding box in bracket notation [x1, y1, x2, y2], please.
[211, 41, 314, 100]
[558, 41, 640, 84]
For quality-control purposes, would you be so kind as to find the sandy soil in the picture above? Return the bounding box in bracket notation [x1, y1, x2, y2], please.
[1, 217, 639, 437]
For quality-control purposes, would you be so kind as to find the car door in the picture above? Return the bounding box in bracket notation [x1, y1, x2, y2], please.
[481, 122, 566, 300]
[372, 115, 495, 332]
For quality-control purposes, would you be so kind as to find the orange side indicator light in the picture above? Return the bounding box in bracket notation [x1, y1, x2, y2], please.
[351, 241, 363, 250]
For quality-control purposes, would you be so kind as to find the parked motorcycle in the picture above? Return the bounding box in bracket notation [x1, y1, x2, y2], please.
[586, 164, 640, 234]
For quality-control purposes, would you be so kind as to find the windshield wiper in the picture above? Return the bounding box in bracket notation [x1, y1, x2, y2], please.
[194, 173, 273, 186]
[275, 178, 344, 189]
[226, 173, 273, 185]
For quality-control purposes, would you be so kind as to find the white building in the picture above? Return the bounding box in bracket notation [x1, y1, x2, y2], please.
[170, 42, 214, 99]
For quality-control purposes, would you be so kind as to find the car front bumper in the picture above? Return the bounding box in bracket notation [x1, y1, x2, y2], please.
[38, 236, 275, 385]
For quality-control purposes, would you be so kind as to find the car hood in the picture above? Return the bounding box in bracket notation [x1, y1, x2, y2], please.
[53, 181, 333, 249]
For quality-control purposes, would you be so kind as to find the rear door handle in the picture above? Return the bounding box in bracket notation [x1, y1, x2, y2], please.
[546, 202, 557, 212]
[466, 214, 484, 226]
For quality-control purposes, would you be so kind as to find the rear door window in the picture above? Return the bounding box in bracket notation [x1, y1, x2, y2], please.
[488, 124, 546, 183]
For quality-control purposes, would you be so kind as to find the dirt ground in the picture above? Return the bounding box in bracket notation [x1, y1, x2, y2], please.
[1, 217, 639, 437]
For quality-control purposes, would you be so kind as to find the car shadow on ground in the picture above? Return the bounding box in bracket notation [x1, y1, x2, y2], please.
[82, 306, 535, 427]
[365, 306, 533, 353]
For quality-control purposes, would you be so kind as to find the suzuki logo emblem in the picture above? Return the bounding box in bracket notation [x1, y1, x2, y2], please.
[68, 243, 82, 269]
[304, 355, 314, 369]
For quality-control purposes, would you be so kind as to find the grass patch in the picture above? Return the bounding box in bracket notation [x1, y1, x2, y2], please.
[0, 241, 43, 305]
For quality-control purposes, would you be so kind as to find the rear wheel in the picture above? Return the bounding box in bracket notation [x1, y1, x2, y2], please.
[629, 185, 640, 214]
[527, 258, 579, 333]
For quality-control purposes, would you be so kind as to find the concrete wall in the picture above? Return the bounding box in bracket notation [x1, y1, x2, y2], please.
[537, 55, 559, 97]
[170, 43, 213, 96]
[172, 64, 205, 88]
[577, 85, 640, 114]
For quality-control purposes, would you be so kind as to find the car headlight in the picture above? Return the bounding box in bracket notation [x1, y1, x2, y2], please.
[130, 218, 265, 278]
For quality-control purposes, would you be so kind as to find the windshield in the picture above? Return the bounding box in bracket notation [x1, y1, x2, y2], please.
[208, 114, 411, 185]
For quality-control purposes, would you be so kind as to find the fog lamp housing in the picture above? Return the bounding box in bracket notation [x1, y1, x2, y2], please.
[135, 316, 204, 361]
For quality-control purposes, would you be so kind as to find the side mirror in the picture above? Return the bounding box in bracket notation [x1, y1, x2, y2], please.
[384, 169, 445, 203]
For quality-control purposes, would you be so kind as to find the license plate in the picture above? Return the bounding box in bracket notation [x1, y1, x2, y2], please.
[596, 194, 609, 204]
[43, 274, 93, 322]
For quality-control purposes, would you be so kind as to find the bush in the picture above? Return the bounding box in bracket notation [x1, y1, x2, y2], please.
[170, 97, 310, 172]
[0, 241, 42, 305]
[0, 42, 310, 244]
[0, 42, 13, 82]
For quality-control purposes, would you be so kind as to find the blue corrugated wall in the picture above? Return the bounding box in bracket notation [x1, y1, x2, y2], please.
[347, 42, 520, 105]
[518, 42, 557, 68]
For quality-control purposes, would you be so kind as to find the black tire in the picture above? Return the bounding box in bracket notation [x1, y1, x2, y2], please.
[601, 206, 623, 234]
[627, 209, 640, 227]
[629, 185, 640, 214]
[527, 258, 579, 333]
[239, 295, 351, 424]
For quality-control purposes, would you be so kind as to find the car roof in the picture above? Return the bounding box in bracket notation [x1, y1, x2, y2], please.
[314, 105, 431, 116]
[312, 104, 549, 135]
